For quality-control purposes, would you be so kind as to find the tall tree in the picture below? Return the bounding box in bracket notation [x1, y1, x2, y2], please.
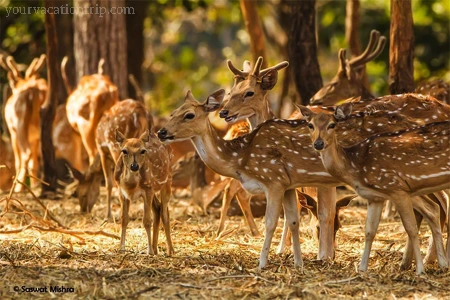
[389, 0, 415, 94]
[345, 0, 369, 91]
[73, 0, 128, 99]
[126, 0, 148, 99]
[40, 0, 60, 196]
[286, 0, 322, 105]
[240, 0, 267, 68]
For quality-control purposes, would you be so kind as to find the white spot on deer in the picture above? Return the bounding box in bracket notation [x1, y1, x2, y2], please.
[271, 159, 276, 164]
[233, 152, 238, 157]
[254, 167, 259, 171]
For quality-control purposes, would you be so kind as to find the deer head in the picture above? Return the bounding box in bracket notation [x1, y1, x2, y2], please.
[115, 129, 150, 174]
[310, 30, 386, 106]
[219, 56, 288, 128]
[158, 89, 225, 143]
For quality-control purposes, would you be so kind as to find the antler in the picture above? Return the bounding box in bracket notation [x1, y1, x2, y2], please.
[259, 61, 289, 77]
[5, 56, 21, 79]
[98, 58, 105, 75]
[61, 56, 73, 94]
[25, 54, 46, 79]
[349, 30, 386, 68]
[251, 56, 264, 76]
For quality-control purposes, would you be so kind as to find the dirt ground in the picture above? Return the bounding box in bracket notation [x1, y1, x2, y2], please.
[0, 188, 449, 300]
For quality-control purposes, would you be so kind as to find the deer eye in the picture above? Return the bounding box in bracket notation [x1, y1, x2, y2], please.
[140, 149, 147, 155]
[308, 123, 314, 130]
[121, 149, 128, 155]
[244, 91, 254, 98]
[328, 123, 336, 129]
[183, 113, 195, 120]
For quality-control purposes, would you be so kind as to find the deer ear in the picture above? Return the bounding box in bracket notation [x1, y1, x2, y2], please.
[139, 129, 150, 143]
[294, 104, 314, 121]
[115, 129, 126, 144]
[204, 89, 225, 112]
[185, 90, 197, 102]
[335, 103, 353, 121]
[336, 194, 357, 209]
[260, 69, 278, 90]
[243, 60, 251, 73]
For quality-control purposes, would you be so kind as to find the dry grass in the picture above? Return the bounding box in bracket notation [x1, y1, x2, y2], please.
[0, 188, 449, 299]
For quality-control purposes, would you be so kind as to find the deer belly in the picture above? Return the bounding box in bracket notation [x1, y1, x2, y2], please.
[239, 174, 265, 194]
[120, 187, 144, 202]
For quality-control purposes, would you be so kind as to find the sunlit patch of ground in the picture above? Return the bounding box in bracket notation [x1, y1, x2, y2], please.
[0, 188, 449, 299]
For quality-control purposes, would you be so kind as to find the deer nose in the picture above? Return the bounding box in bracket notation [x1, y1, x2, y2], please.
[219, 110, 229, 118]
[157, 128, 167, 139]
[314, 140, 325, 151]
[130, 163, 139, 172]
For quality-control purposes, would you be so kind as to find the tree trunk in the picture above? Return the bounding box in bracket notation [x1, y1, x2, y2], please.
[345, 0, 369, 91]
[55, 0, 74, 103]
[240, 0, 267, 68]
[389, 0, 415, 94]
[126, 0, 147, 99]
[287, 0, 322, 105]
[40, 0, 60, 195]
[73, 0, 128, 99]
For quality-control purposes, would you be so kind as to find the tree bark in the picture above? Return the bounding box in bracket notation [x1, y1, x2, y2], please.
[55, 0, 74, 103]
[345, 0, 369, 91]
[287, 0, 322, 105]
[389, 0, 415, 94]
[73, 0, 128, 99]
[40, 0, 60, 195]
[240, 0, 267, 68]
[126, 0, 147, 99]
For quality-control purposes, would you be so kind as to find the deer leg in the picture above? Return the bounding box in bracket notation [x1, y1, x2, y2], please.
[276, 219, 290, 254]
[236, 188, 260, 237]
[394, 195, 425, 275]
[9, 130, 23, 192]
[259, 188, 284, 270]
[79, 122, 97, 165]
[359, 200, 383, 272]
[402, 209, 423, 270]
[28, 139, 40, 188]
[283, 189, 303, 268]
[143, 190, 155, 255]
[160, 184, 174, 255]
[382, 200, 396, 219]
[99, 153, 114, 221]
[412, 195, 447, 269]
[317, 186, 336, 260]
[216, 181, 234, 237]
[152, 195, 161, 255]
[119, 196, 130, 252]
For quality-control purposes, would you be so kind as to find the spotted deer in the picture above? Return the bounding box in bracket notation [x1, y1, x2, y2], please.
[63, 56, 119, 165]
[415, 78, 449, 104]
[68, 99, 153, 217]
[310, 30, 386, 105]
[159, 89, 450, 270]
[298, 103, 450, 274]
[0, 54, 47, 192]
[115, 129, 174, 255]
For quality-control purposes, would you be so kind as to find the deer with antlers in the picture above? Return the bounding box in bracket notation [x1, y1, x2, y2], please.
[0, 54, 47, 192]
[115, 129, 174, 255]
[159, 88, 450, 271]
[63, 57, 119, 166]
[298, 103, 450, 274]
[310, 30, 386, 106]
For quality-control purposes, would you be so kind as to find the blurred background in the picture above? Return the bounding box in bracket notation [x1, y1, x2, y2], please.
[0, 0, 449, 118]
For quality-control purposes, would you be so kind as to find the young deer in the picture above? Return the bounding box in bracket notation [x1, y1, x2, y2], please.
[115, 129, 174, 255]
[310, 30, 386, 105]
[299, 103, 450, 274]
[0, 54, 47, 192]
[69, 99, 153, 217]
[415, 78, 449, 104]
[63, 57, 119, 165]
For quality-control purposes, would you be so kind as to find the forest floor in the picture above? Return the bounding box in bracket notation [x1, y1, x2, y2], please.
[0, 187, 449, 299]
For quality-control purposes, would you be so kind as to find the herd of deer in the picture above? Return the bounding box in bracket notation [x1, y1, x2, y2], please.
[0, 30, 449, 275]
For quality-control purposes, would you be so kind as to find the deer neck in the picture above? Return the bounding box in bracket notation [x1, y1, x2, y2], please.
[360, 85, 374, 100]
[319, 136, 355, 184]
[248, 98, 274, 129]
[191, 120, 239, 179]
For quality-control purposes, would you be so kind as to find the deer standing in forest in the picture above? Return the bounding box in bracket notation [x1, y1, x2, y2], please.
[63, 57, 119, 165]
[69, 99, 153, 217]
[159, 88, 450, 271]
[0, 54, 47, 192]
[298, 103, 450, 274]
[115, 129, 174, 255]
[310, 30, 386, 105]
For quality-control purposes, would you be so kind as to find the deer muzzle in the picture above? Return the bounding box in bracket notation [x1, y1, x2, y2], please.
[130, 163, 139, 172]
[313, 139, 325, 151]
